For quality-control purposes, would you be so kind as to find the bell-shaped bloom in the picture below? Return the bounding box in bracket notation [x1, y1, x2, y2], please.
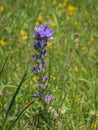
[45, 94, 53, 103]
[34, 25, 53, 41]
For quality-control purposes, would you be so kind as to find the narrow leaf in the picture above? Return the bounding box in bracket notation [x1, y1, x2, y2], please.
[1, 68, 28, 130]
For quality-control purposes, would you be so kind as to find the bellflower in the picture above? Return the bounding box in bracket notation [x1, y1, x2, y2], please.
[34, 25, 53, 41]
[43, 75, 48, 83]
[33, 24, 53, 105]
[45, 95, 53, 103]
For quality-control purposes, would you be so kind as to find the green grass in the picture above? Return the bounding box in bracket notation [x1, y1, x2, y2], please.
[0, 0, 98, 130]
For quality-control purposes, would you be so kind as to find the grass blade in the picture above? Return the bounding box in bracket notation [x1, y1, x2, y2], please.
[8, 100, 36, 130]
[0, 57, 8, 77]
[1, 68, 28, 130]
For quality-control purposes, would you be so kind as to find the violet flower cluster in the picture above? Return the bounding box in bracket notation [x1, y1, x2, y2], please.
[33, 25, 53, 104]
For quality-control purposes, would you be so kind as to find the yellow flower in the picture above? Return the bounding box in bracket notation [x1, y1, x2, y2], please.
[90, 37, 94, 43]
[50, 22, 55, 28]
[74, 38, 79, 44]
[58, 3, 63, 9]
[73, 66, 79, 72]
[32, 76, 37, 83]
[46, 41, 51, 47]
[0, 6, 4, 12]
[38, 16, 44, 23]
[35, 21, 40, 26]
[67, 5, 77, 17]
[22, 35, 28, 41]
[20, 30, 26, 36]
[52, 0, 57, 5]
[20, 30, 28, 41]
[0, 39, 5, 46]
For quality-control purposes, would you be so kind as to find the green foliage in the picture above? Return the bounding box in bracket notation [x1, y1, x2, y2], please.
[0, 0, 98, 129]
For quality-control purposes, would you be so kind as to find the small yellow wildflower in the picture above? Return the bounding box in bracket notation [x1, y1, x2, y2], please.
[22, 35, 28, 41]
[50, 22, 55, 28]
[52, 0, 57, 5]
[46, 41, 51, 47]
[35, 21, 40, 26]
[58, 3, 63, 9]
[20, 30, 25, 36]
[74, 38, 79, 44]
[38, 16, 44, 23]
[67, 5, 77, 17]
[0, 6, 4, 12]
[73, 66, 79, 72]
[20, 30, 28, 41]
[32, 76, 37, 83]
[90, 37, 94, 43]
[0, 39, 5, 46]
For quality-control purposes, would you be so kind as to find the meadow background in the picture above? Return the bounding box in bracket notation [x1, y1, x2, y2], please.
[0, 0, 98, 130]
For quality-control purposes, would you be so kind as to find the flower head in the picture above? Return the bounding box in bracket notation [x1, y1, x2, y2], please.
[20, 30, 28, 41]
[34, 25, 53, 41]
[33, 67, 40, 73]
[0, 39, 5, 46]
[34, 41, 47, 49]
[43, 75, 48, 83]
[34, 90, 42, 97]
[41, 59, 46, 70]
[0, 6, 4, 12]
[67, 5, 77, 17]
[32, 76, 38, 82]
[52, 0, 57, 5]
[45, 94, 53, 103]
[73, 66, 79, 73]
[38, 16, 44, 23]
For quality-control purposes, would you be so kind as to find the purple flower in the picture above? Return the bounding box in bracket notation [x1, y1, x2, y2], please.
[45, 94, 53, 103]
[33, 54, 39, 60]
[42, 50, 47, 56]
[34, 25, 53, 41]
[39, 41, 46, 47]
[34, 42, 40, 49]
[33, 67, 40, 73]
[39, 83, 44, 88]
[41, 59, 46, 70]
[39, 83, 48, 88]
[33, 50, 47, 60]
[32, 25, 53, 104]
[34, 41, 47, 49]
[34, 90, 41, 97]
[43, 75, 48, 83]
